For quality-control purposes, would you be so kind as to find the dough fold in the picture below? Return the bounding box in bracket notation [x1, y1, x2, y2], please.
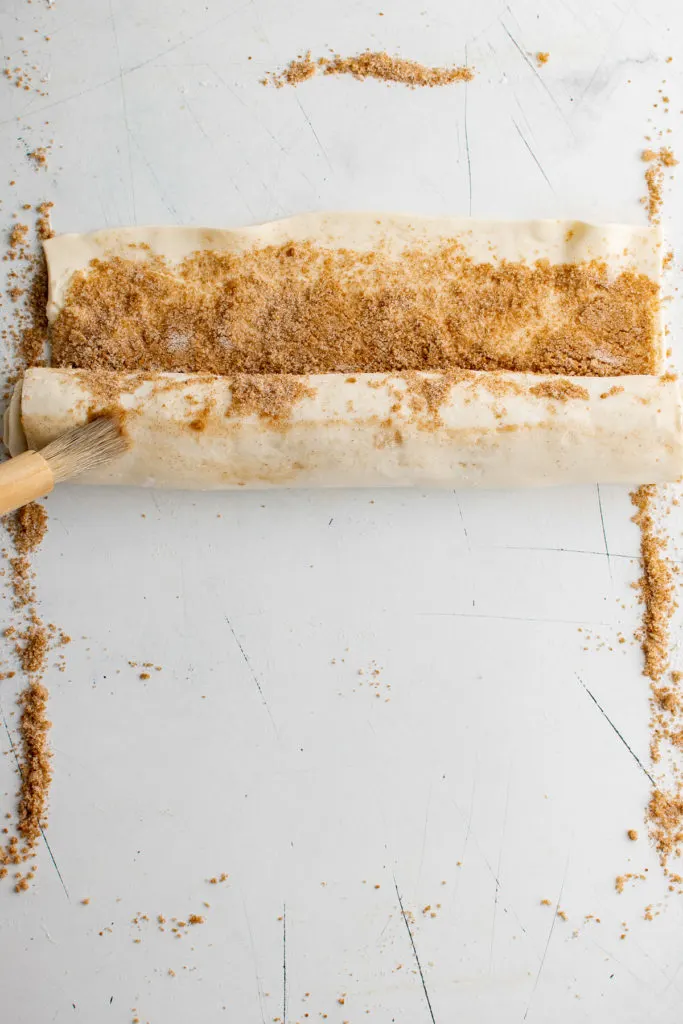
[4, 367, 682, 490]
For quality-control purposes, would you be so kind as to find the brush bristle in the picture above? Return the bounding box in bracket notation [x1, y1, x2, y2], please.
[40, 418, 129, 483]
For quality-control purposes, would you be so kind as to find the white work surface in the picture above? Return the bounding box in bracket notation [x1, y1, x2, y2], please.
[2, 1, 683, 1021]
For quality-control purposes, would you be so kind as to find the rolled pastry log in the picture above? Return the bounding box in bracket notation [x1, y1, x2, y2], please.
[4, 367, 682, 489]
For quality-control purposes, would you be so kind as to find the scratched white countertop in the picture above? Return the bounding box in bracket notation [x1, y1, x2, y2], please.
[2, 1, 683, 1021]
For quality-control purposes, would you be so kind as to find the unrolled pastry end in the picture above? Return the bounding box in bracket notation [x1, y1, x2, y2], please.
[2, 379, 28, 457]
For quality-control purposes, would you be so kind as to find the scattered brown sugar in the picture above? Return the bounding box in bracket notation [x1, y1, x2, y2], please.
[627, 829, 639, 841]
[265, 51, 317, 87]
[28, 147, 49, 169]
[630, 486, 676, 681]
[2, 208, 50, 380]
[36, 201, 54, 241]
[264, 49, 474, 89]
[648, 789, 683, 866]
[188, 914, 204, 925]
[536, 52, 550, 66]
[602, 385, 626, 400]
[2, 55, 49, 96]
[529, 379, 589, 402]
[51, 243, 661, 378]
[540, 898, 552, 906]
[641, 147, 677, 224]
[0, 208, 58, 885]
[17, 619, 49, 675]
[4, 503, 48, 555]
[16, 682, 52, 845]
[643, 165, 664, 224]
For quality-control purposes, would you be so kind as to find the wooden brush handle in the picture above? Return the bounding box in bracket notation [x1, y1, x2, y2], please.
[0, 451, 54, 516]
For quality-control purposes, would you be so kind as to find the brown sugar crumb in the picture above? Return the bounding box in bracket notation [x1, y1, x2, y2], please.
[264, 50, 474, 89]
[630, 486, 676, 681]
[540, 898, 552, 906]
[10, 223, 29, 250]
[139, 672, 150, 680]
[81, 897, 90, 905]
[627, 829, 639, 841]
[536, 52, 550, 66]
[556, 909, 568, 921]
[529, 379, 590, 402]
[28, 147, 49, 169]
[188, 914, 204, 925]
[4, 503, 48, 555]
[600, 385, 625, 399]
[51, 243, 661, 379]
[229, 375, 316, 423]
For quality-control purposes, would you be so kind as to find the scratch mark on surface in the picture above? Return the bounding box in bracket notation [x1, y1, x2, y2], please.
[452, 788, 535, 951]
[416, 785, 432, 888]
[511, 119, 554, 192]
[0, 702, 70, 899]
[394, 877, 437, 1024]
[209, 64, 317, 190]
[486, 40, 535, 140]
[501, 21, 573, 132]
[453, 492, 471, 551]
[419, 612, 611, 628]
[487, 544, 641, 560]
[130, 133, 180, 222]
[282, 904, 288, 1024]
[489, 771, 512, 974]
[242, 897, 267, 1024]
[575, 3, 634, 108]
[183, 96, 256, 218]
[0, 3, 257, 129]
[523, 852, 570, 1020]
[596, 484, 613, 581]
[464, 45, 472, 215]
[109, 0, 137, 223]
[226, 616, 278, 735]
[576, 675, 654, 784]
[294, 93, 334, 173]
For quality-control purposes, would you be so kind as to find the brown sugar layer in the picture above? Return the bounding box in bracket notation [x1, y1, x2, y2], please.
[51, 243, 661, 378]
[264, 50, 474, 89]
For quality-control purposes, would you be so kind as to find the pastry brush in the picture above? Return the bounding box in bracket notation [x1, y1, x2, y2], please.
[0, 418, 128, 516]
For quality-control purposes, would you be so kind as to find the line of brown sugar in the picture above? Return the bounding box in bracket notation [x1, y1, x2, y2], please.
[50, 241, 660, 379]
